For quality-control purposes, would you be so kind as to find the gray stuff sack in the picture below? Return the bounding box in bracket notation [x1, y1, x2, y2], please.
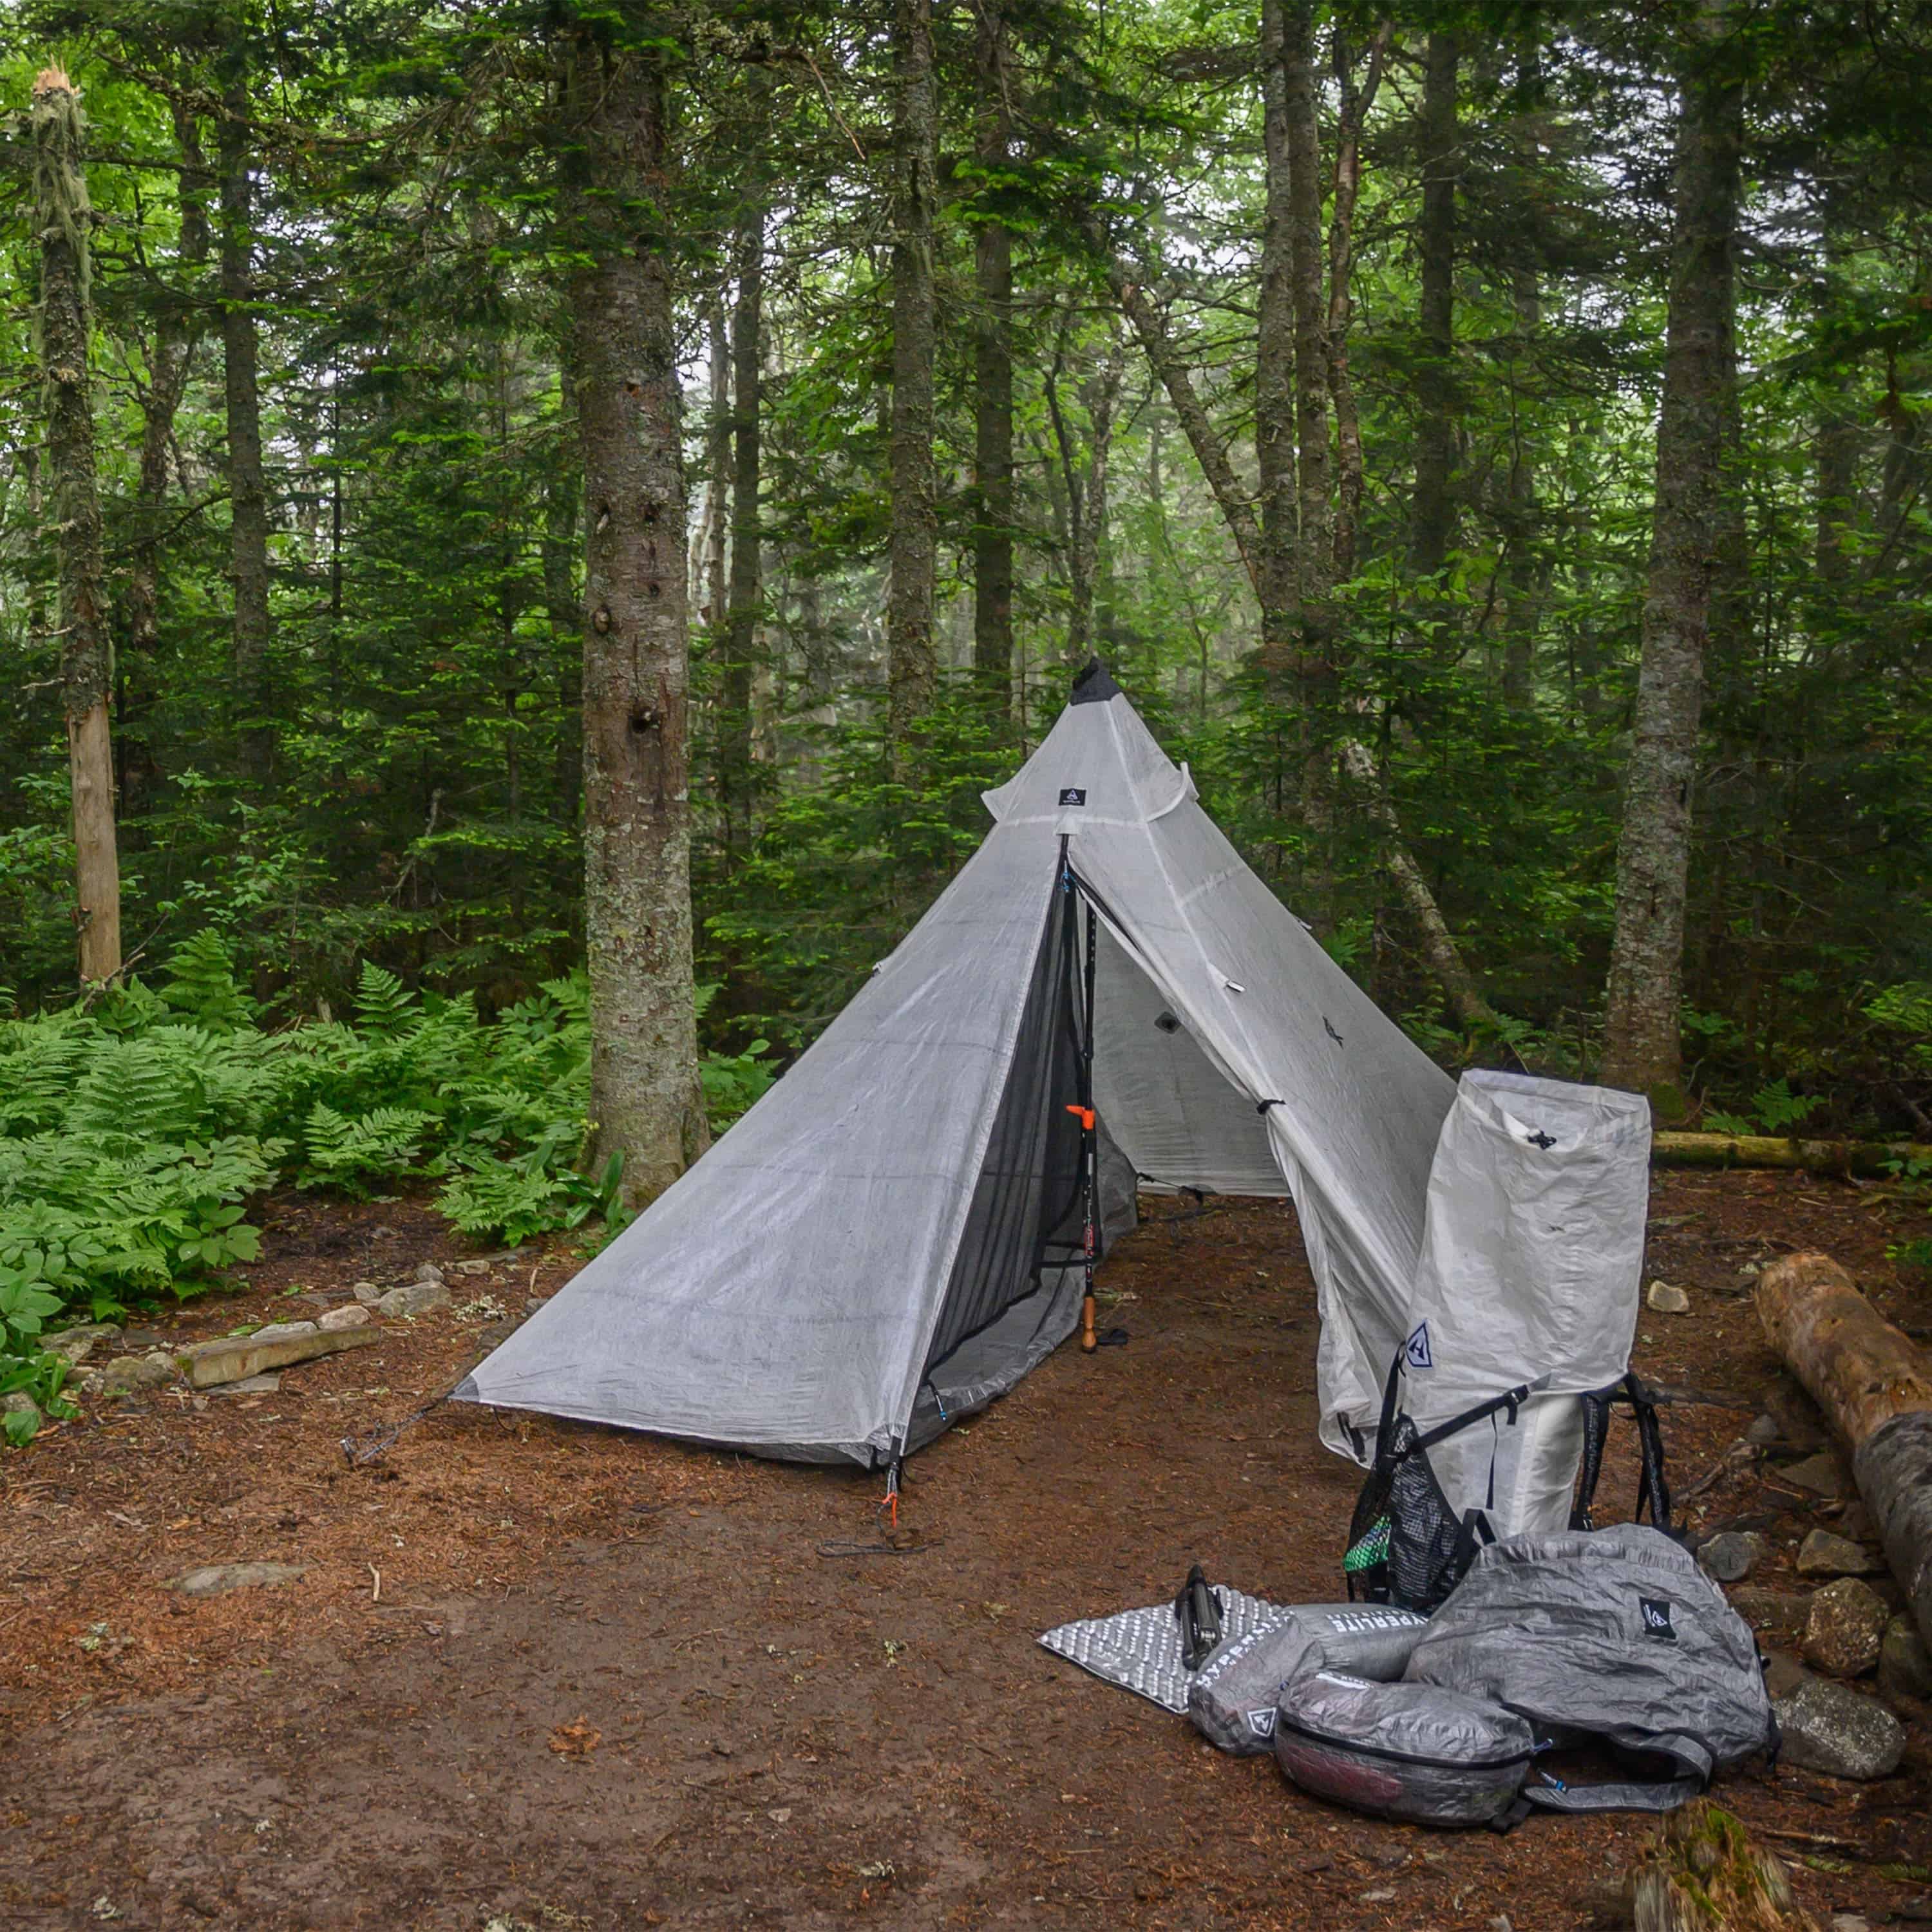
[1273, 1672, 1537, 1828]
[1189, 1603, 1430, 1755]
[1403, 1524, 1777, 1814]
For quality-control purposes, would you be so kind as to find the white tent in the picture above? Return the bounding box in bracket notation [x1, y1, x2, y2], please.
[457, 664, 1456, 1467]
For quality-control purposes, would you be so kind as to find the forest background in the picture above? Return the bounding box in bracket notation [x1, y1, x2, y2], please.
[1, 0, 1929, 1421]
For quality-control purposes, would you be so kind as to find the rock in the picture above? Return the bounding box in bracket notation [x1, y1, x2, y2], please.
[350, 1281, 383, 1305]
[1779, 1451, 1845, 1499]
[413, 1260, 446, 1284]
[100, 1354, 176, 1394]
[456, 1258, 491, 1276]
[1879, 1616, 1932, 1702]
[1803, 1577, 1889, 1677]
[1774, 1676, 1905, 1780]
[318, 1305, 371, 1332]
[168, 1562, 310, 1598]
[3, 1390, 44, 1424]
[211, 1373, 281, 1396]
[1841, 1502, 1874, 1542]
[1646, 1280, 1691, 1314]
[42, 1323, 118, 1365]
[1763, 1649, 1810, 1699]
[1727, 1586, 1810, 1633]
[376, 1278, 450, 1319]
[178, 1325, 381, 1390]
[1746, 1413, 1783, 1447]
[247, 1320, 317, 1345]
[1698, 1531, 1765, 1583]
[1833, 1915, 1873, 1932]
[1797, 1529, 1885, 1578]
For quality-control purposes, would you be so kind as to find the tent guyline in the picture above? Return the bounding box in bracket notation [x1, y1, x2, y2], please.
[458, 659, 1457, 1469]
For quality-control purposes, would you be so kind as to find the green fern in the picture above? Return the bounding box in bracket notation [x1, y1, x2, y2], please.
[352, 961, 418, 1039]
[301, 1102, 435, 1193]
[0, 942, 775, 1419]
[160, 931, 256, 1032]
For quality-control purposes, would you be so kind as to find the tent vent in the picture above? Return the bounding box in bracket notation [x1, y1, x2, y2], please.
[1154, 1010, 1182, 1035]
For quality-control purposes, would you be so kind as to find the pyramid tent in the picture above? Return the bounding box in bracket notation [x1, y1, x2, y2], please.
[456, 664, 1456, 1468]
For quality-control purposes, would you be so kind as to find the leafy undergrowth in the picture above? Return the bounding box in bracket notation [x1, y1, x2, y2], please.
[0, 933, 773, 1441]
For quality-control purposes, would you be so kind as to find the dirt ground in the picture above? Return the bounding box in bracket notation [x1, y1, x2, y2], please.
[3, 1168, 1929, 1931]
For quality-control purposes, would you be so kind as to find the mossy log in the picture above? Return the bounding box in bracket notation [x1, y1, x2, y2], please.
[1757, 1253, 1932, 1653]
[1652, 1132, 1932, 1175]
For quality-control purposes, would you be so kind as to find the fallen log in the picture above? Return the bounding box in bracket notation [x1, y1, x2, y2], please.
[1653, 1132, 1932, 1175]
[1756, 1253, 1932, 1653]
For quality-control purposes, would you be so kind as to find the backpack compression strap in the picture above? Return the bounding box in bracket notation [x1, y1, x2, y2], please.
[1571, 1372, 1672, 1534]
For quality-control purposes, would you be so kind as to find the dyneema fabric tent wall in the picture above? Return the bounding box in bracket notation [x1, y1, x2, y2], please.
[455, 665, 1455, 1467]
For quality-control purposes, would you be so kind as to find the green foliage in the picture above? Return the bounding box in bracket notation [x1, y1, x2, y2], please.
[1704, 1079, 1826, 1139]
[0, 934, 775, 1432]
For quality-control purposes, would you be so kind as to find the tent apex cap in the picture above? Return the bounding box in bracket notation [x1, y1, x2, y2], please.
[1070, 657, 1123, 705]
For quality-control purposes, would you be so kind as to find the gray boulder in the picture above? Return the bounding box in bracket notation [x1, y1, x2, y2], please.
[1774, 1676, 1905, 1780]
[318, 1304, 371, 1332]
[1803, 1577, 1889, 1678]
[1780, 1452, 1846, 1499]
[100, 1353, 177, 1395]
[41, 1323, 118, 1365]
[169, 1562, 310, 1598]
[1879, 1616, 1932, 1703]
[377, 1276, 450, 1318]
[1797, 1529, 1884, 1578]
[248, 1319, 317, 1345]
[1698, 1531, 1765, 1584]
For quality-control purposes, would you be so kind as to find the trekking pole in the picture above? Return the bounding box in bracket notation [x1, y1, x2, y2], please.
[1075, 898, 1099, 1351]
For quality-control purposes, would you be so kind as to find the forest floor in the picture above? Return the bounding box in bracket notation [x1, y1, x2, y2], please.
[2, 1170, 1929, 1931]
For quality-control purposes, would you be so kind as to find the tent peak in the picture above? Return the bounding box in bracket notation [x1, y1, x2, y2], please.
[1069, 657, 1122, 705]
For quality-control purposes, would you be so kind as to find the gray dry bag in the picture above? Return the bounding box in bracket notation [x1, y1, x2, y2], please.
[1189, 1603, 1430, 1755]
[1273, 1672, 1537, 1829]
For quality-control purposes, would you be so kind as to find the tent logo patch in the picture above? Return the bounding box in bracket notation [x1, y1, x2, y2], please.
[1403, 1322, 1433, 1370]
[1057, 787, 1087, 806]
[1246, 1707, 1276, 1739]
[1640, 1597, 1676, 1640]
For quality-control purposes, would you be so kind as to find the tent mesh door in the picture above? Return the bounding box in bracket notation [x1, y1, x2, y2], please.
[920, 870, 1088, 1372]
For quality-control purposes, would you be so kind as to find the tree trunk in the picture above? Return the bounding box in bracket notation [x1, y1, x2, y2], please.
[1758, 1253, 1932, 1653]
[567, 17, 706, 1210]
[122, 100, 207, 820]
[1327, 24, 1391, 583]
[543, 466, 582, 835]
[218, 70, 272, 777]
[1500, 265, 1541, 708]
[1340, 737, 1492, 1029]
[1408, 31, 1459, 576]
[1256, 0, 1298, 655]
[697, 296, 730, 627]
[1285, 1, 1331, 617]
[33, 68, 121, 987]
[887, 0, 939, 765]
[1107, 260, 1264, 587]
[719, 202, 762, 847]
[1600, 11, 1742, 1108]
[972, 0, 1014, 721]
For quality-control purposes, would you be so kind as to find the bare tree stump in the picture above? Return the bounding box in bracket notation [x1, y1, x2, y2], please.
[1757, 1253, 1932, 1653]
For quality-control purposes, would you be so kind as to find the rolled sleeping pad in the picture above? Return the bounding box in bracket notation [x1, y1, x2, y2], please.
[1188, 1603, 1431, 1755]
[1273, 1671, 1537, 1828]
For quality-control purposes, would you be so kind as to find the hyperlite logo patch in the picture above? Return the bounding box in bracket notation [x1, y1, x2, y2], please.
[1246, 1707, 1276, 1739]
[1058, 787, 1087, 806]
[1403, 1321, 1433, 1370]
[1640, 1596, 1676, 1640]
